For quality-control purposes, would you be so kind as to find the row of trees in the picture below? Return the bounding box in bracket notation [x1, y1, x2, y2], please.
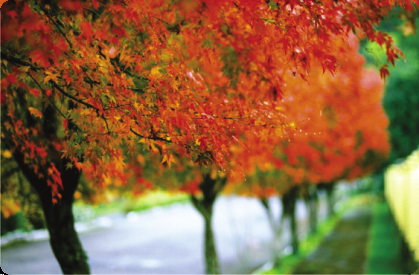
[1, 0, 416, 273]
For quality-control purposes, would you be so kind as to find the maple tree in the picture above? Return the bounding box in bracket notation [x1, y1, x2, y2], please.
[1, 0, 416, 273]
[279, 42, 389, 253]
[146, 38, 391, 265]
[136, 159, 226, 274]
[225, 34, 390, 256]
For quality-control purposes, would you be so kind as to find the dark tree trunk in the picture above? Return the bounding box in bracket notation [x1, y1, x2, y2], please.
[14, 151, 90, 274]
[191, 174, 227, 275]
[281, 186, 299, 255]
[318, 183, 335, 218]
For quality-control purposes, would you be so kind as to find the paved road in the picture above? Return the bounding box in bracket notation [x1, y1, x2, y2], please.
[1, 195, 324, 274]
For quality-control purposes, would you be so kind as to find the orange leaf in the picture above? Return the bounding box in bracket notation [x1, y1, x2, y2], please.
[28, 107, 43, 118]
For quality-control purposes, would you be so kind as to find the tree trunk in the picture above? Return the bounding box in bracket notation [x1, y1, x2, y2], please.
[14, 151, 90, 274]
[259, 198, 277, 234]
[203, 210, 218, 274]
[281, 186, 299, 255]
[303, 186, 318, 234]
[42, 193, 90, 274]
[191, 174, 227, 274]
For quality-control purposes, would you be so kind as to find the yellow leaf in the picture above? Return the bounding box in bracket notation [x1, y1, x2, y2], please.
[19, 66, 31, 73]
[1, 197, 20, 218]
[3, 150, 12, 158]
[151, 66, 162, 79]
[103, 173, 112, 185]
[120, 44, 128, 62]
[44, 72, 58, 84]
[115, 156, 125, 170]
[249, 62, 258, 71]
[210, 168, 217, 179]
[74, 191, 82, 199]
[44, 75, 52, 84]
[28, 107, 43, 118]
[161, 154, 175, 168]
[399, 21, 416, 37]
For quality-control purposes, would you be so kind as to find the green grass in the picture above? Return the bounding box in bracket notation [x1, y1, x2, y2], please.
[73, 191, 189, 221]
[119, 191, 190, 213]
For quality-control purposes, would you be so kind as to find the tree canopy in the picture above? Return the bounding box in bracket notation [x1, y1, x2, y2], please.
[226, 34, 390, 198]
[1, 0, 417, 201]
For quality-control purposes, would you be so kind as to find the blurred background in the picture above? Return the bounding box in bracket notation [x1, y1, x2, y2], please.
[1, 7, 418, 275]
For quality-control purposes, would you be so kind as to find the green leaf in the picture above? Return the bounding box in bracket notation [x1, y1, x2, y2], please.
[65, 162, 73, 170]
[100, 75, 107, 87]
[133, 77, 149, 89]
[101, 94, 108, 104]
[268, 1, 279, 10]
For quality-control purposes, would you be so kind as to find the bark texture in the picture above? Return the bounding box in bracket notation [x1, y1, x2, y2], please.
[281, 186, 299, 254]
[8, 94, 90, 274]
[14, 151, 90, 274]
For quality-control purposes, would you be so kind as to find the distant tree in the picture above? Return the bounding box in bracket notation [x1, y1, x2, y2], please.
[382, 14, 419, 163]
[229, 35, 390, 257]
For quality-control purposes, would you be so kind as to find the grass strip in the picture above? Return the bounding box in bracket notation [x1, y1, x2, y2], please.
[74, 191, 189, 219]
[366, 200, 405, 274]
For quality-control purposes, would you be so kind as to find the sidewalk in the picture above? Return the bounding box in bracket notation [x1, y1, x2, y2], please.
[292, 205, 372, 274]
[292, 199, 416, 274]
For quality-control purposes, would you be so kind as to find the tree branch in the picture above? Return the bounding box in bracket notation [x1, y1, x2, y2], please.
[2, 53, 42, 70]
[129, 128, 172, 143]
[50, 81, 99, 111]
[28, 73, 66, 119]
[38, 4, 74, 50]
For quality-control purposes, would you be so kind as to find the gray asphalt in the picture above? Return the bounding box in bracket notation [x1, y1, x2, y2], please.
[1, 195, 322, 274]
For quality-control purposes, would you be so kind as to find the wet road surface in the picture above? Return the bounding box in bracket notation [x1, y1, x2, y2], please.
[1, 195, 320, 274]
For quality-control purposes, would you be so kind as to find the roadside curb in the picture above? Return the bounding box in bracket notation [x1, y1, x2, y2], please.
[252, 261, 274, 274]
